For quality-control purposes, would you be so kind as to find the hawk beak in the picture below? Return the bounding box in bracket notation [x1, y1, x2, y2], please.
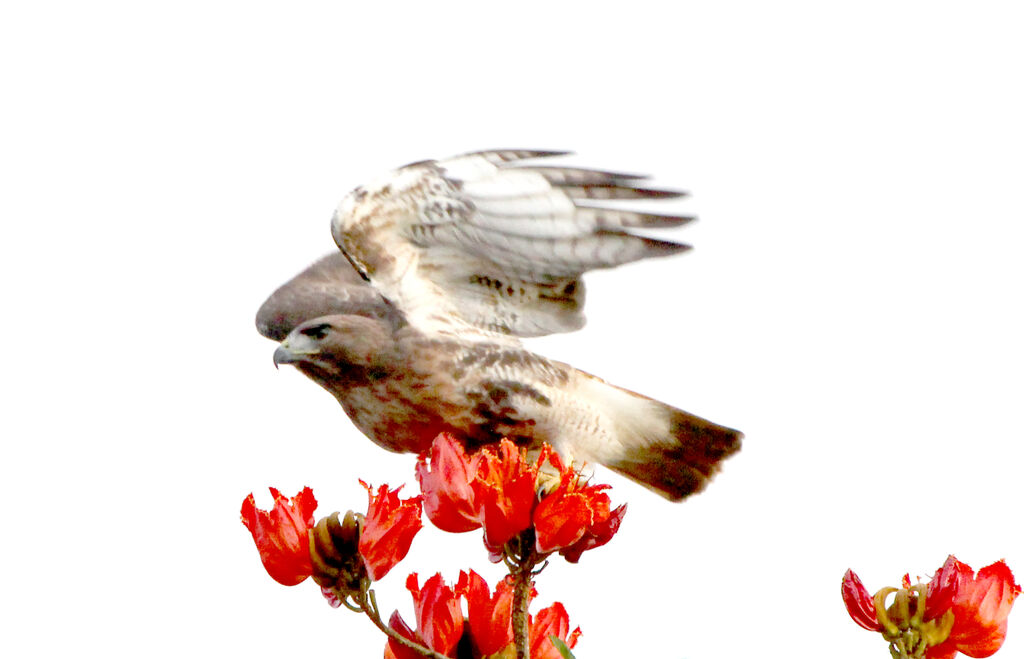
[274, 334, 322, 369]
[273, 344, 300, 369]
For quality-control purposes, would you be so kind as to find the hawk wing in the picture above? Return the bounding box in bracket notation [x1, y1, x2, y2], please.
[330, 150, 694, 337]
[255, 252, 399, 341]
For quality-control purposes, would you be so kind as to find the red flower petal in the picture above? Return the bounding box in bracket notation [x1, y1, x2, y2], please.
[530, 602, 581, 659]
[406, 573, 465, 656]
[240, 486, 317, 586]
[471, 440, 538, 550]
[457, 570, 515, 656]
[926, 555, 964, 620]
[358, 482, 423, 581]
[947, 559, 1020, 658]
[384, 609, 425, 659]
[416, 433, 483, 533]
[560, 502, 626, 563]
[320, 586, 342, 609]
[534, 487, 595, 554]
[841, 569, 883, 632]
[925, 645, 960, 659]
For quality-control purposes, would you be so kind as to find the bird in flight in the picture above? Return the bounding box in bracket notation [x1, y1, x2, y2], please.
[257, 149, 741, 501]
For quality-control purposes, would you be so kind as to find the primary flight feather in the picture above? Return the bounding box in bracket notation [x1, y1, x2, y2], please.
[258, 150, 741, 501]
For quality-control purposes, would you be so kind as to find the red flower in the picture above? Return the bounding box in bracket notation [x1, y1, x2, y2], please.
[929, 558, 1020, 659]
[457, 570, 515, 657]
[533, 466, 602, 553]
[471, 439, 540, 551]
[240, 486, 317, 586]
[358, 481, 423, 581]
[530, 601, 581, 659]
[533, 452, 626, 562]
[417, 435, 625, 562]
[842, 556, 1019, 659]
[416, 433, 482, 533]
[385, 573, 464, 659]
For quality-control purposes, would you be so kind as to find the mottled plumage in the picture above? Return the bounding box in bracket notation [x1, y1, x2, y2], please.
[258, 150, 741, 501]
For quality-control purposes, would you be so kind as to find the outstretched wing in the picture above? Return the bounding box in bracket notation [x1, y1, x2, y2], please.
[330, 150, 693, 337]
[255, 252, 398, 341]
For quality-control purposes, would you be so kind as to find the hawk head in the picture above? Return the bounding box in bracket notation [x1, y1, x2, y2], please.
[273, 315, 397, 382]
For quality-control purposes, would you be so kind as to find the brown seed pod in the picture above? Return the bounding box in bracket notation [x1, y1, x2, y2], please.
[308, 510, 366, 599]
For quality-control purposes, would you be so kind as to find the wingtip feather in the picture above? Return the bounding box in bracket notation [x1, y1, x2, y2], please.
[595, 231, 693, 258]
[561, 184, 689, 200]
[464, 149, 574, 163]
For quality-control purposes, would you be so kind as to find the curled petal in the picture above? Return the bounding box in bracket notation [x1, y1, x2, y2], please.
[240, 487, 317, 586]
[842, 569, 883, 632]
[416, 433, 482, 533]
[559, 503, 626, 564]
[358, 482, 423, 581]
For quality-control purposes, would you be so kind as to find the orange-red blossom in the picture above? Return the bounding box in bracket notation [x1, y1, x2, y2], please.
[385, 570, 580, 659]
[415, 433, 625, 562]
[843, 555, 1019, 658]
[241, 483, 422, 589]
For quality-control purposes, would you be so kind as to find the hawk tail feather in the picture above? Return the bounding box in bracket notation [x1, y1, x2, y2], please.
[577, 376, 743, 501]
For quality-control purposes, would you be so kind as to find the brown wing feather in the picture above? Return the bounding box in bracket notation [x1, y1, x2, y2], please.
[330, 150, 695, 337]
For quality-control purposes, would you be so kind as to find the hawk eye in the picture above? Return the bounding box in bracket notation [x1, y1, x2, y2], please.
[300, 323, 331, 340]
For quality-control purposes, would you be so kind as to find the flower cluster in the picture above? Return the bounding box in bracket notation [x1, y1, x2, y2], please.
[843, 556, 1020, 659]
[416, 434, 626, 562]
[241, 482, 423, 596]
[240, 434, 1018, 659]
[240, 436, 597, 659]
[386, 570, 579, 659]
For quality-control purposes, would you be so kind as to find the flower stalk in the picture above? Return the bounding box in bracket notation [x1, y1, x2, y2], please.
[508, 531, 541, 659]
[353, 588, 452, 659]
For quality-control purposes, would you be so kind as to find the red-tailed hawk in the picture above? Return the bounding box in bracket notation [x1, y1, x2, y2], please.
[257, 150, 741, 501]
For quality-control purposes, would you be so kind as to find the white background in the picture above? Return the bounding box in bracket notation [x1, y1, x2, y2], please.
[3, 2, 1021, 658]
